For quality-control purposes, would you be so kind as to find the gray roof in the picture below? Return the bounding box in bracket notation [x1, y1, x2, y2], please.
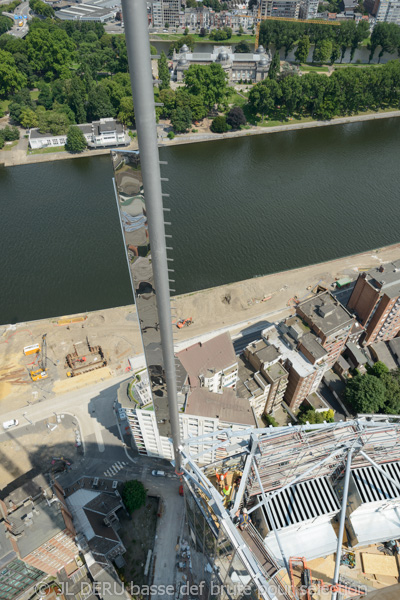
[84, 492, 122, 516]
[297, 292, 354, 337]
[388, 337, 400, 365]
[1, 474, 49, 509]
[99, 121, 116, 133]
[370, 341, 398, 371]
[185, 387, 256, 427]
[245, 339, 281, 364]
[366, 260, 400, 298]
[263, 361, 288, 383]
[0, 520, 16, 569]
[29, 120, 122, 140]
[177, 333, 237, 387]
[345, 341, 368, 365]
[299, 333, 327, 361]
[7, 499, 67, 558]
[335, 355, 351, 371]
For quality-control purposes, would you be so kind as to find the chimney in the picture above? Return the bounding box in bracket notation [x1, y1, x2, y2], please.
[379, 265, 385, 273]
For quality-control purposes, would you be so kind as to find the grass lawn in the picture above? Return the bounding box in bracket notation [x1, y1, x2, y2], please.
[300, 64, 330, 72]
[0, 99, 9, 114]
[229, 90, 248, 107]
[150, 33, 255, 45]
[333, 62, 383, 69]
[2, 140, 19, 151]
[27, 145, 67, 155]
[30, 90, 39, 101]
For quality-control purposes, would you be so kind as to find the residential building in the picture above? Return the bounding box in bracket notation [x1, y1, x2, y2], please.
[173, 44, 272, 83]
[0, 522, 45, 600]
[2, 494, 78, 576]
[148, 0, 181, 27]
[260, 0, 301, 19]
[180, 6, 212, 29]
[243, 339, 289, 416]
[260, 319, 328, 411]
[177, 333, 238, 393]
[347, 261, 400, 345]
[368, 340, 398, 370]
[296, 291, 355, 366]
[300, 0, 319, 18]
[375, 0, 400, 23]
[29, 119, 129, 150]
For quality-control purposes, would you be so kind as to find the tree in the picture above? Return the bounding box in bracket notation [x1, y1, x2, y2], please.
[122, 480, 146, 513]
[19, 107, 38, 128]
[171, 106, 192, 133]
[65, 125, 87, 152]
[184, 63, 229, 109]
[235, 40, 251, 53]
[199, 27, 206, 38]
[248, 79, 281, 122]
[158, 51, 170, 91]
[294, 36, 310, 64]
[0, 50, 27, 98]
[313, 39, 333, 64]
[37, 83, 53, 110]
[298, 408, 335, 424]
[26, 28, 76, 77]
[118, 96, 135, 127]
[226, 106, 246, 130]
[184, 27, 189, 35]
[368, 361, 390, 379]
[345, 373, 387, 414]
[268, 51, 280, 80]
[210, 115, 228, 133]
[238, 25, 244, 36]
[87, 85, 115, 121]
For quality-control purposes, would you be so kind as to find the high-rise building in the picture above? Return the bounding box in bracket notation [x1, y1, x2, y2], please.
[260, 0, 301, 19]
[148, 0, 181, 27]
[375, 0, 400, 23]
[300, 0, 319, 19]
[296, 291, 355, 367]
[347, 261, 400, 345]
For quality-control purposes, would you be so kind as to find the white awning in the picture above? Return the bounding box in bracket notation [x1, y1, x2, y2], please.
[264, 520, 338, 563]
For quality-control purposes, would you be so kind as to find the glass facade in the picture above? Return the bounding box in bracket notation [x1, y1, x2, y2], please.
[0, 559, 44, 600]
[111, 150, 171, 437]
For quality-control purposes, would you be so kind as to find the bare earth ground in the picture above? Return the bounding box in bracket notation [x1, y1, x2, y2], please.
[1, 242, 400, 412]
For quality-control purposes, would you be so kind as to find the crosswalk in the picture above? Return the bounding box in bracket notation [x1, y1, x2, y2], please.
[103, 461, 128, 477]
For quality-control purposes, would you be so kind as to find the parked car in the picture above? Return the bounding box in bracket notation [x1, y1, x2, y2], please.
[118, 409, 126, 420]
[3, 419, 18, 430]
[151, 470, 165, 477]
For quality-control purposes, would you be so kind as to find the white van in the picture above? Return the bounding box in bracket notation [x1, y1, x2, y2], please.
[3, 419, 18, 430]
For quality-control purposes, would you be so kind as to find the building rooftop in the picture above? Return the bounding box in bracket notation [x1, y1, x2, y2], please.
[263, 361, 288, 383]
[6, 498, 67, 558]
[366, 260, 400, 297]
[369, 341, 398, 371]
[1, 474, 50, 511]
[388, 337, 400, 366]
[177, 333, 237, 387]
[345, 341, 368, 365]
[262, 325, 317, 379]
[297, 291, 354, 337]
[306, 392, 330, 412]
[0, 520, 16, 570]
[335, 354, 351, 372]
[185, 387, 256, 427]
[236, 355, 269, 401]
[299, 332, 327, 362]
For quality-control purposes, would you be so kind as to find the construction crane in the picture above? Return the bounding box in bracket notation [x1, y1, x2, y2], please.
[255, 3, 340, 50]
[30, 334, 48, 381]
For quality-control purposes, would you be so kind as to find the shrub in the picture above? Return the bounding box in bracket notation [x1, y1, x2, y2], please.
[167, 131, 175, 139]
[210, 115, 228, 133]
[122, 480, 146, 513]
[264, 414, 279, 427]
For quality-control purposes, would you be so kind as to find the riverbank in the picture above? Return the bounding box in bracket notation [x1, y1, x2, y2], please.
[164, 109, 400, 147]
[2, 109, 399, 167]
[2, 241, 400, 411]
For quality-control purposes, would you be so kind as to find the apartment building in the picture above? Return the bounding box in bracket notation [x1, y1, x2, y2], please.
[243, 339, 289, 416]
[300, 0, 319, 19]
[260, 0, 301, 19]
[260, 319, 328, 411]
[180, 6, 212, 29]
[296, 291, 355, 366]
[148, 0, 181, 27]
[347, 261, 400, 345]
[375, 0, 400, 23]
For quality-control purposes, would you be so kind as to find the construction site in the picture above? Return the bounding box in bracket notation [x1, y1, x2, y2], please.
[180, 417, 400, 600]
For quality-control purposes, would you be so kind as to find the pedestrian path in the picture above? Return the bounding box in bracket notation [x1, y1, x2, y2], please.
[103, 461, 127, 477]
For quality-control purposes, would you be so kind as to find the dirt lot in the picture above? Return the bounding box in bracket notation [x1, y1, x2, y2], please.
[117, 495, 159, 588]
[1, 243, 400, 412]
[0, 415, 78, 491]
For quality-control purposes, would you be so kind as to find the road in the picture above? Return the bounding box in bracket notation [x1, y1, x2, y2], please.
[4, 1, 30, 38]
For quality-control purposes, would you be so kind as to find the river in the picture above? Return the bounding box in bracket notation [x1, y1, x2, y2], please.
[0, 118, 399, 325]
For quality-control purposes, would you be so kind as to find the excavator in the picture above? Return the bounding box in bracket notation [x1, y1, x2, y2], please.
[30, 334, 49, 381]
[176, 317, 193, 329]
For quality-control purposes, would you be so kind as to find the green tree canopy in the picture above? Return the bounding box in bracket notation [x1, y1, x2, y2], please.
[184, 63, 229, 109]
[294, 36, 310, 64]
[234, 40, 251, 54]
[345, 373, 387, 414]
[0, 50, 27, 98]
[118, 96, 135, 127]
[122, 480, 146, 513]
[210, 115, 228, 133]
[298, 408, 335, 424]
[268, 51, 280, 80]
[158, 51, 170, 91]
[171, 106, 192, 133]
[65, 125, 87, 152]
[226, 106, 246, 130]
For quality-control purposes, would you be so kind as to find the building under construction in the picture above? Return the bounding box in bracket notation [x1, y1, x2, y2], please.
[179, 416, 400, 600]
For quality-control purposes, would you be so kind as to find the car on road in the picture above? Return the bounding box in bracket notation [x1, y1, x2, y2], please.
[118, 409, 126, 420]
[151, 470, 165, 477]
[3, 419, 18, 430]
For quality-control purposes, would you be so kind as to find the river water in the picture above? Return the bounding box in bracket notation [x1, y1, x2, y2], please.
[0, 118, 399, 325]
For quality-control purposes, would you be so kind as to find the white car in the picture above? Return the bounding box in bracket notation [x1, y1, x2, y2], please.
[118, 409, 126, 420]
[151, 470, 165, 477]
[3, 419, 18, 430]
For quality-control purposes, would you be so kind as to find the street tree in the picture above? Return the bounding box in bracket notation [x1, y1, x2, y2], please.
[313, 39, 333, 64]
[171, 106, 192, 133]
[65, 125, 87, 152]
[158, 51, 170, 90]
[122, 480, 146, 514]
